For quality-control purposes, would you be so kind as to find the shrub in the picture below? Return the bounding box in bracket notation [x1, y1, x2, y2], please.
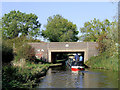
[2, 41, 14, 63]
[2, 36, 40, 64]
[85, 52, 118, 71]
[15, 44, 36, 62]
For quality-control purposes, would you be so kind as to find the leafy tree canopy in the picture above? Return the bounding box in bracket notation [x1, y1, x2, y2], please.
[80, 18, 118, 56]
[97, 19, 118, 54]
[42, 14, 79, 42]
[79, 18, 112, 42]
[2, 10, 41, 39]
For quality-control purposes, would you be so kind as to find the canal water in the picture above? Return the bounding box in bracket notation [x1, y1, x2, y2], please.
[37, 66, 118, 88]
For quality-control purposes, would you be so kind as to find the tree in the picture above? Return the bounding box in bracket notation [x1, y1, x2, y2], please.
[2, 10, 41, 39]
[80, 18, 118, 56]
[97, 20, 118, 55]
[15, 44, 36, 62]
[41, 14, 79, 42]
[79, 18, 111, 42]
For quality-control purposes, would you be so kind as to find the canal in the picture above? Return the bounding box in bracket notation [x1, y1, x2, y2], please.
[37, 66, 118, 88]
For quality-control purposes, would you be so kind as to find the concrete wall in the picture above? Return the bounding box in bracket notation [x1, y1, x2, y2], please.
[87, 42, 99, 59]
[29, 42, 98, 63]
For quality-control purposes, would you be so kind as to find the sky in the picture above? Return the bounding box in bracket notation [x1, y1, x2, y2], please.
[1, 2, 118, 41]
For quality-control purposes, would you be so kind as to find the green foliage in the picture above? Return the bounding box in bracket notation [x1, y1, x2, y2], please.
[80, 18, 111, 42]
[4, 36, 41, 49]
[85, 52, 118, 71]
[2, 63, 50, 89]
[97, 33, 108, 53]
[2, 36, 41, 63]
[2, 41, 14, 63]
[42, 14, 79, 42]
[97, 20, 118, 56]
[82, 19, 118, 71]
[15, 44, 36, 62]
[2, 10, 41, 39]
[2, 65, 23, 89]
[80, 18, 118, 56]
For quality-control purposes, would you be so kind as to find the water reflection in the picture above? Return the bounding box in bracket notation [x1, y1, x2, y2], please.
[37, 66, 118, 88]
[71, 71, 84, 88]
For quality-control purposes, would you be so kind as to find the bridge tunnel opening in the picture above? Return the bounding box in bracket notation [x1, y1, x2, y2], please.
[51, 52, 84, 64]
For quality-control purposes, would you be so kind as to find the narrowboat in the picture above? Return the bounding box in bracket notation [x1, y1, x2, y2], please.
[66, 54, 85, 71]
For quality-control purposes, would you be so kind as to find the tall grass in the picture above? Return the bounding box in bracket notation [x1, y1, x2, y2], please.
[85, 52, 118, 71]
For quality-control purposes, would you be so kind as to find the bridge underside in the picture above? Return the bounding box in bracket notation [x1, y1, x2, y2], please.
[48, 50, 88, 63]
[51, 52, 84, 63]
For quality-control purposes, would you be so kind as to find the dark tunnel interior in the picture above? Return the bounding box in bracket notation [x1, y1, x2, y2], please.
[51, 52, 84, 63]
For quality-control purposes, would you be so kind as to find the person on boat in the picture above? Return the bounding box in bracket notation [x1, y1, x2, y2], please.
[74, 53, 79, 61]
[79, 56, 83, 62]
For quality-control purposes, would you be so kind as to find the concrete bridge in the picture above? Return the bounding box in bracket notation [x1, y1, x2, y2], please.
[29, 42, 98, 63]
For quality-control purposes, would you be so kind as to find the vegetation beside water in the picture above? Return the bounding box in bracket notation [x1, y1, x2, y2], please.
[1, 36, 51, 89]
[85, 52, 118, 71]
[2, 37, 62, 89]
[2, 62, 50, 89]
[82, 18, 118, 71]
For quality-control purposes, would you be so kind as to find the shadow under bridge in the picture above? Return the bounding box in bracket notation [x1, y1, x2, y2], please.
[51, 51, 84, 64]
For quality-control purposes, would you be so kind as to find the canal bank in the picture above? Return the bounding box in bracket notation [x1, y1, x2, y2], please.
[31, 63, 63, 88]
[2, 62, 63, 89]
[26, 63, 63, 87]
[85, 52, 118, 72]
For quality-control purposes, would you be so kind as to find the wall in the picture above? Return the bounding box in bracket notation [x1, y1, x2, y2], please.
[28, 42, 98, 63]
[28, 43, 48, 61]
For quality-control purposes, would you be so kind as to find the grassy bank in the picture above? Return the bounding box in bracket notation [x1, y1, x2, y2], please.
[85, 52, 118, 71]
[2, 61, 63, 89]
[2, 62, 51, 89]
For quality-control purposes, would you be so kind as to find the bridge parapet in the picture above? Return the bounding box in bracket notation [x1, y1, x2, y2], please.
[28, 42, 98, 63]
[48, 42, 87, 50]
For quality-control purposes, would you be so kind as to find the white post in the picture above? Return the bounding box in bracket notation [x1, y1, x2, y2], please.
[48, 51, 52, 63]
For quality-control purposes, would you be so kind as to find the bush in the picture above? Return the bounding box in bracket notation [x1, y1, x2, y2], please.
[2, 41, 14, 63]
[15, 44, 36, 62]
[2, 62, 51, 89]
[2, 65, 22, 89]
